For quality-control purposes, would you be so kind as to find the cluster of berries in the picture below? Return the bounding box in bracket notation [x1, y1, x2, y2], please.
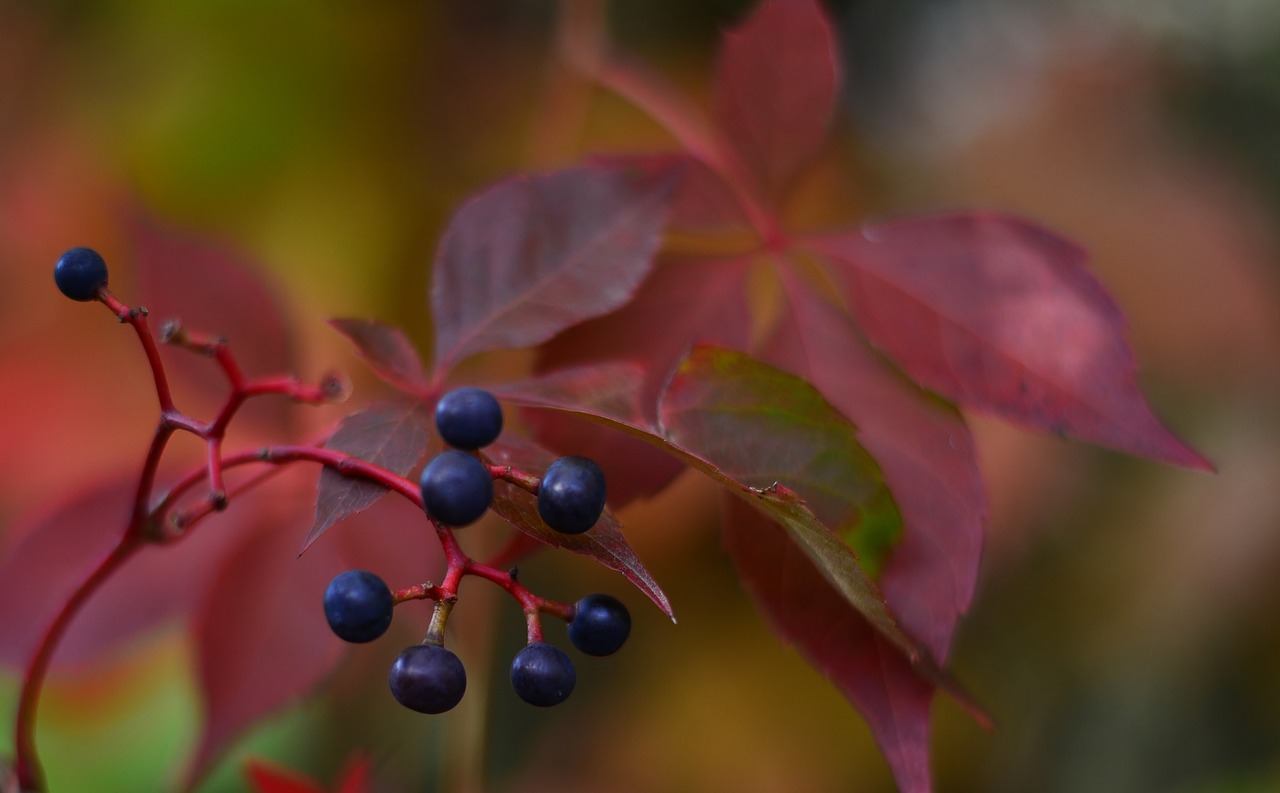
[324, 387, 629, 712]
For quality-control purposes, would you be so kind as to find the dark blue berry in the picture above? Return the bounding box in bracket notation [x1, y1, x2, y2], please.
[54, 247, 109, 301]
[537, 456, 606, 534]
[510, 642, 575, 707]
[435, 387, 503, 450]
[323, 569, 394, 643]
[389, 643, 467, 714]
[419, 450, 493, 526]
[568, 593, 631, 656]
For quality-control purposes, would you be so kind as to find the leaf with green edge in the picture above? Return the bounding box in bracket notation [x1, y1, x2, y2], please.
[303, 401, 434, 552]
[805, 213, 1212, 471]
[714, 0, 840, 204]
[430, 161, 679, 375]
[765, 267, 986, 661]
[659, 343, 902, 578]
[723, 499, 936, 793]
[328, 318, 430, 396]
[484, 434, 673, 619]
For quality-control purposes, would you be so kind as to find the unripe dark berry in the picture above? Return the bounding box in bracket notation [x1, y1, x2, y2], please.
[568, 593, 631, 656]
[54, 247, 109, 301]
[510, 642, 575, 707]
[537, 456, 607, 534]
[419, 450, 493, 526]
[323, 569, 394, 643]
[389, 643, 467, 714]
[435, 387, 503, 450]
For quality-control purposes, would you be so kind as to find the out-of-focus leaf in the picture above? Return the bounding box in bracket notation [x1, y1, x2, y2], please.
[713, 0, 839, 204]
[303, 402, 433, 551]
[807, 213, 1212, 470]
[764, 270, 985, 660]
[131, 210, 296, 427]
[328, 318, 431, 396]
[722, 499, 935, 793]
[245, 759, 324, 793]
[430, 162, 678, 374]
[185, 494, 346, 788]
[659, 344, 900, 576]
[485, 435, 672, 619]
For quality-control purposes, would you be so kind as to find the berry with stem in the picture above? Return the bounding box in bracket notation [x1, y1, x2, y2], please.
[510, 642, 576, 707]
[323, 570, 394, 643]
[420, 449, 494, 526]
[389, 643, 468, 714]
[435, 387, 503, 450]
[568, 593, 631, 656]
[53, 247, 109, 302]
[537, 456, 607, 534]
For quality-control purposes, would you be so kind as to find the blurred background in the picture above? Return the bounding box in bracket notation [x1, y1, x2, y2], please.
[2, 0, 1279, 791]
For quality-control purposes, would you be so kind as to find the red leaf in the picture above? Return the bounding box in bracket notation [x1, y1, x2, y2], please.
[493, 363, 650, 428]
[430, 162, 678, 374]
[304, 401, 434, 551]
[245, 760, 324, 793]
[485, 435, 673, 619]
[764, 271, 985, 660]
[713, 0, 840, 204]
[130, 211, 296, 429]
[328, 318, 431, 396]
[529, 256, 752, 503]
[334, 755, 372, 793]
[806, 213, 1212, 470]
[185, 492, 346, 787]
[723, 499, 935, 793]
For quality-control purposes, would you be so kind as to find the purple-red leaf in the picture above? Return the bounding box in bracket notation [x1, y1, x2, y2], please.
[765, 270, 986, 660]
[713, 0, 840, 204]
[493, 363, 649, 428]
[304, 402, 434, 551]
[723, 499, 935, 793]
[328, 318, 430, 396]
[186, 495, 345, 787]
[806, 213, 1212, 470]
[430, 162, 678, 375]
[485, 435, 673, 619]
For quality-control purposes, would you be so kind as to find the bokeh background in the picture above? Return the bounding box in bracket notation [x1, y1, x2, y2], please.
[2, 1, 1280, 791]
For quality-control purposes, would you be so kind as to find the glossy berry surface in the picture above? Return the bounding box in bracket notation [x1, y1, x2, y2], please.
[54, 247, 109, 301]
[569, 593, 631, 656]
[419, 450, 493, 526]
[537, 456, 606, 534]
[510, 642, 575, 707]
[435, 387, 503, 450]
[389, 644, 467, 714]
[323, 569, 394, 643]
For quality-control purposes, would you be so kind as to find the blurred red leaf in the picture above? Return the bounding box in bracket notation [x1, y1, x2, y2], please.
[244, 753, 371, 793]
[806, 213, 1212, 470]
[304, 401, 434, 551]
[131, 211, 297, 429]
[723, 499, 934, 793]
[713, 0, 839, 204]
[430, 162, 678, 375]
[764, 269, 985, 660]
[485, 434, 673, 619]
[186, 492, 346, 787]
[494, 363, 649, 427]
[328, 318, 431, 397]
